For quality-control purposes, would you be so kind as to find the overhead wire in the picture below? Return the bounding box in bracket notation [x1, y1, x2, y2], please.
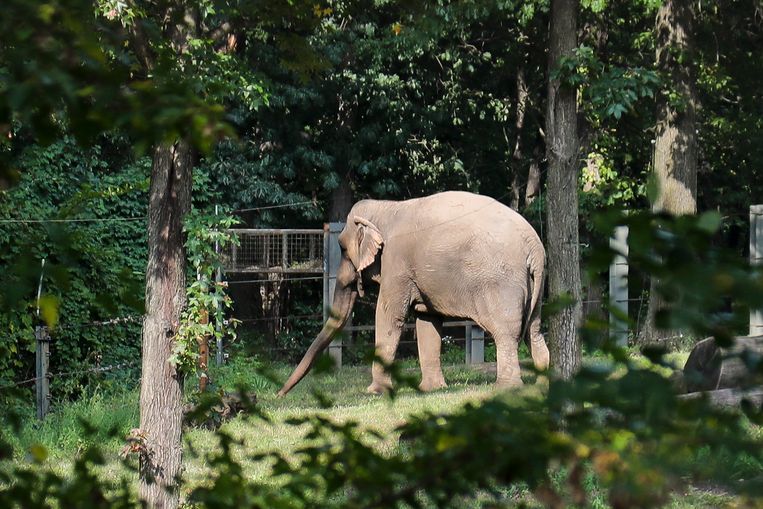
[0, 217, 146, 224]
[0, 199, 318, 225]
[233, 200, 316, 213]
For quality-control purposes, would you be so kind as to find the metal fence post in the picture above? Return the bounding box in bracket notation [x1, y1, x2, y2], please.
[609, 226, 629, 346]
[464, 322, 484, 364]
[323, 224, 329, 323]
[35, 326, 50, 420]
[465, 323, 472, 364]
[198, 309, 210, 392]
[472, 326, 484, 363]
[751, 205, 763, 336]
[215, 262, 223, 366]
[282, 231, 288, 270]
[215, 205, 224, 366]
[326, 222, 345, 367]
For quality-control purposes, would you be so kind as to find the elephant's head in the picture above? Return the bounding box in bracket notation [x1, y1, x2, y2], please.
[277, 215, 384, 396]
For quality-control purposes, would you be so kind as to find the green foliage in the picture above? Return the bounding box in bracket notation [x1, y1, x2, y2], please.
[0, 135, 235, 398]
[0, 0, 232, 168]
[3, 389, 139, 462]
[203, 0, 552, 214]
[212, 356, 280, 393]
[0, 138, 147, 398]
[173, 210, 240, 374]
[554, 45, 660, 121]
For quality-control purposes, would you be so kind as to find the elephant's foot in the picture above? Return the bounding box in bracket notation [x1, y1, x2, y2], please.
[530, 338, 550, 371]
[366, 380, 391, 395]
[419, 377, 447, 392]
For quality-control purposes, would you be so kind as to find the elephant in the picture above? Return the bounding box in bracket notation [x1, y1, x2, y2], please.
[277, 191, 549, 396]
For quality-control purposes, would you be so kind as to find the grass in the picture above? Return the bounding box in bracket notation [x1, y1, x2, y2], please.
[184, 362, 503, 489]
[1, 352, 757, 507]
[3, 387, 139, 462]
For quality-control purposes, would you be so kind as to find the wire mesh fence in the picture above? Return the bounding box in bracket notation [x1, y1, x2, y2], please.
[222, 229, 324, 273]
[0, 316, 144, 419]
[0, 268, 689, 420]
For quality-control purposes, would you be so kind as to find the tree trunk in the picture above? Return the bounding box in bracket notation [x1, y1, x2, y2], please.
[545, 0, 582, 380]
[329, 176, 353, 221]
[139, 141, 193, 509]
[329, 78, 356, 222]
[639, 0, 698, 345]
[260, 273, 284, 343]
[582, 274, 605, 323]
[509, 67, 529, 211]
[525, 149, 542, 209]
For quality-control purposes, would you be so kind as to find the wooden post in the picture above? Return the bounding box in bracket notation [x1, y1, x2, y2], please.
[264, 234, 271, 268]
[326, 222, 345, 367]
[282, 231, 288, 270]
[750, 205, 763, 336]
[609, 226, 629, 346]
[198, 309, 210, 392]
[35, 325, 50, 420]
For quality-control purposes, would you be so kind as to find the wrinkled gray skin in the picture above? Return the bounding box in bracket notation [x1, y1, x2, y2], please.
[278, 191, 549, 396]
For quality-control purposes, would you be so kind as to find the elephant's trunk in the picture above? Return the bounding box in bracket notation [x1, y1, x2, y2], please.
[277, 285, 357, 396]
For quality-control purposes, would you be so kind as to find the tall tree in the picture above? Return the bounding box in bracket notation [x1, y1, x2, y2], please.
[545, 0, 582, 379]
[126, 6, 199, 507]
[139, 142, 193, 508]
[639, 0, 698, 344]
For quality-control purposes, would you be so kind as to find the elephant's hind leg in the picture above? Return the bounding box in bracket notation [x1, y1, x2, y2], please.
[415, 314, 447, 392]
[490, 318, 524, 388]
[490, 319, 525, 388]
[476, 290, 525, 388]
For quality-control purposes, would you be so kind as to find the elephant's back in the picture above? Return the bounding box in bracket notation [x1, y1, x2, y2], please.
[403, 191, 540, 245]
[391, 191, 543, 279]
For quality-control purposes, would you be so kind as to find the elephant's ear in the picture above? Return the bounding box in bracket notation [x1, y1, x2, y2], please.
[354, 216, 383, 273]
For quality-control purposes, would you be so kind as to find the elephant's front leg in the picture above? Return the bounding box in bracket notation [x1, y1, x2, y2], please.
[368, 289, 408, 394]
[415, 315, 447, 392]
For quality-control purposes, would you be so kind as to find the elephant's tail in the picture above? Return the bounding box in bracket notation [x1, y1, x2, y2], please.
[523, 250, 544, 341]
[522, 244, 549, 371]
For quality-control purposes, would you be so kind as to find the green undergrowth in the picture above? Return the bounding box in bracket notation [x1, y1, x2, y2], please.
[2, 351, 760, 507]
[2, 388, 139, 462]
[0, 349, 694, 464]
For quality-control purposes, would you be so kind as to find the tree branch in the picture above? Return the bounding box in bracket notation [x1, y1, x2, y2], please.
[125, 1, 156, 71]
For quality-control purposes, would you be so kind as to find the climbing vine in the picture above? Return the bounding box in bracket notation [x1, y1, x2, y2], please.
[172, 209, 240, 376]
